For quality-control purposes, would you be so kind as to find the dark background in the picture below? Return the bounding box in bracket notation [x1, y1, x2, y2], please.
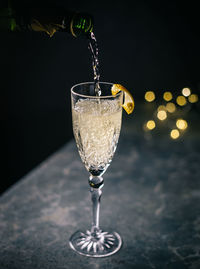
[1, 0, 200, 194]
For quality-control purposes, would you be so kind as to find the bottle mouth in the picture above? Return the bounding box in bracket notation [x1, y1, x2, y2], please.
[70, 13, 93, 37]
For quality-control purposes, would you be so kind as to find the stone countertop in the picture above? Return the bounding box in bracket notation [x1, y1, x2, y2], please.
[0, 105, 200, 269]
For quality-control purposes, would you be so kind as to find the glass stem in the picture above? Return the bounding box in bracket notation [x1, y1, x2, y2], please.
[91, 187, 102, 233]
[89, 175, 104, 234]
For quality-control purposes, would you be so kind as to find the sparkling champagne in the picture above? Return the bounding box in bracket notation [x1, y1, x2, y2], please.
[72, 98, 122, 176]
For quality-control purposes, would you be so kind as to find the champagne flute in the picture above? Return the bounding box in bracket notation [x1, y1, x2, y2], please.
[69, 82, 123, 257]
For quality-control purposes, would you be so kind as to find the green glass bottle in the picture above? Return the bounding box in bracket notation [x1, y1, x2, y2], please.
[0, 2, 93, 37]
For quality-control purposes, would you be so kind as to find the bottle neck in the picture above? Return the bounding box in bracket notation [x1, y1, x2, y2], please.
[3, 6, 93, 37]
[30, 10, 93, 38]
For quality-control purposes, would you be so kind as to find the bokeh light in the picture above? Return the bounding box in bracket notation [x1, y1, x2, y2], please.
[166, 102, 176, 113]
[143, 87, 196, 140]
[157, 110, 167, 121]
[176, 95, 187, 106]
[188, 94, 198, 103]
[182, 87, 191, 97]
[176, 119, 188, 130]
[157, 105, 166, 111]
[146, 120, 156, 130]
[145, 91, 155, 102]
[163, 91, 173, 101]
[170, 129, 180, 139]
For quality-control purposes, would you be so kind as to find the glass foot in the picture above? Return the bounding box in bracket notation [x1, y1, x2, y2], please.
[69, 229, 122, 257]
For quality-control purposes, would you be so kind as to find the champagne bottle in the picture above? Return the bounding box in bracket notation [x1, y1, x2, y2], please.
[0, 2, 93, 37]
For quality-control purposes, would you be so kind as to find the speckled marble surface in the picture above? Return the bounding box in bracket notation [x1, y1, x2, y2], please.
[0, 107, 200, 269]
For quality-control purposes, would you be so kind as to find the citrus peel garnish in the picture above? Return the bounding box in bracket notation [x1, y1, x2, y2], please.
[111, 84, 135, 114]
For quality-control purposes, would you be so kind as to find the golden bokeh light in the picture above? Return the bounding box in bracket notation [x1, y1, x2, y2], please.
[188, 94, 198, 103]
[176, 95, 187, 106]
[145, 91, 155, 102]
[182, 87, 191, 97]
[157, 110, 167, 121]
[166, 102, 176, 113]
[157, 105, 166, 111]
[163, 91, 173, 101]
[146, 120, 156, 130]
[176, 119, 188, 130]
[170, 129, 180, 139]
